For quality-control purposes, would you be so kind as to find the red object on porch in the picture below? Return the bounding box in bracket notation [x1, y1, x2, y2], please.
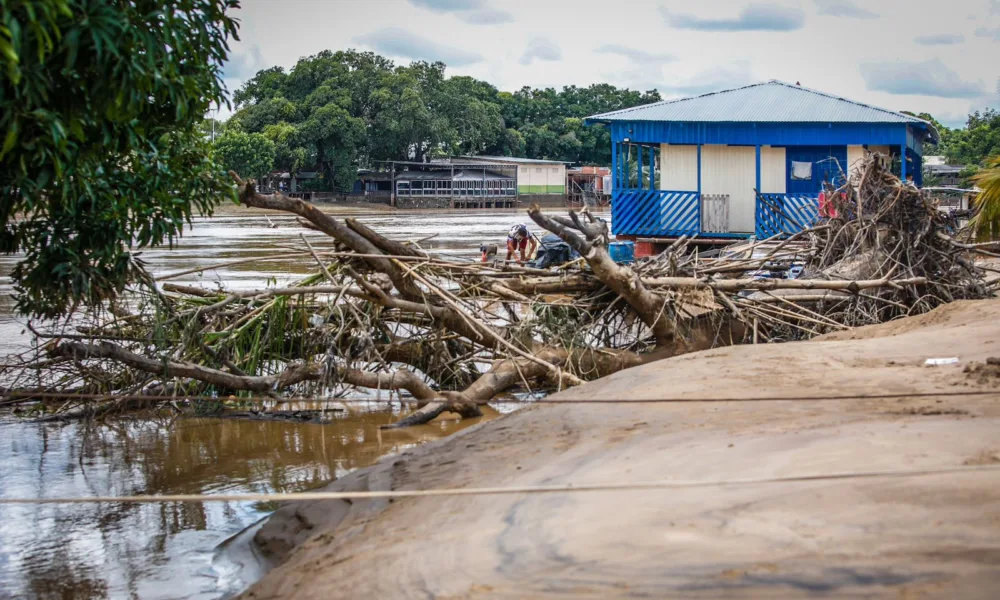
[818, 191, 843, 219]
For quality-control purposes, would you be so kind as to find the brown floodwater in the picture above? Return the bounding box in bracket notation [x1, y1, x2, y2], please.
[0, 407, 502, 599]
[0, 207, 609, 600]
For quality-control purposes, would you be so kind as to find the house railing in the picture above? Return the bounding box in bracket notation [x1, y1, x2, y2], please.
[755, 193, 821, 238]
[701, 194, 730, 234]
[612, 189, 700, 237]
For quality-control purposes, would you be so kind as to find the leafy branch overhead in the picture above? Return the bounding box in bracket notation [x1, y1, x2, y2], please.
[0, 0, 241, 317]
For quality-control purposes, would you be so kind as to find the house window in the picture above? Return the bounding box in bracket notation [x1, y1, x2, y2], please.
[536, 168, 542, 173]
[791, 161, 813, 180]
[552, 167, 559, 173]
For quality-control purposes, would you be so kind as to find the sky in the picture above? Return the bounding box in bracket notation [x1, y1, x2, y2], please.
[220, 0, 1000, 129]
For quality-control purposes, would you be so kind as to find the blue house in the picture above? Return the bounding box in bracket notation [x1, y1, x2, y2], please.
[585, 80, 939, 242]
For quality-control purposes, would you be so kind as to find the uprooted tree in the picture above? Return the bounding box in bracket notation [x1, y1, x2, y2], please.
[0, 156, 992, 427]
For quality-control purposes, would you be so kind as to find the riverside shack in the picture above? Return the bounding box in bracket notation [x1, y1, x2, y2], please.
[585, 80, 939, 248]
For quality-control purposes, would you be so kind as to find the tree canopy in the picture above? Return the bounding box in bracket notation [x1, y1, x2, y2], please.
[214, 131, 276, 181]
[944, 109, 1000, 167]
[910, 110, 1000, 169]
[229, 50, 661, 191]
[1, 0, 239, 317]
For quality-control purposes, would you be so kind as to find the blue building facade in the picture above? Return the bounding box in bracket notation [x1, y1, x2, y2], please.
[586, 81, 938, 240]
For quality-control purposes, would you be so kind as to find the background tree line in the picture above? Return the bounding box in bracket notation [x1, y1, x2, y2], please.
[214, 50, 660, 191]
[218, 49, 1000, 194]
[905, 110, 1000, 185]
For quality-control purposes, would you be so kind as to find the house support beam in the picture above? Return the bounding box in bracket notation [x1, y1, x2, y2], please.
[649, 145, 656, 190]
[611, 141, 618, 193]
[755, 144, 762, 193]
[697, 144, 703, 232]
[637, 143, 644, 190]
[697, 144, 702, 195]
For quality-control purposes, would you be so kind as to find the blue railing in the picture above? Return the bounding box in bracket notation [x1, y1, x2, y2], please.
[755, 193, 821, 238]
[612, 189, 700, 237]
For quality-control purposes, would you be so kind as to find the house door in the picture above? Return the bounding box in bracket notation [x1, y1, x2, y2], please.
[700, 145, 756, 233]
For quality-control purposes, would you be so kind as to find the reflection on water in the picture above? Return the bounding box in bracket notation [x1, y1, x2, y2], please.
[0, 407, 496, 599]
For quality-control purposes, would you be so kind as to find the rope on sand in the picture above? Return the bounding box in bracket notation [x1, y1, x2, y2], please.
[3, 389, 999, 405]
[3, 465, 999, 505]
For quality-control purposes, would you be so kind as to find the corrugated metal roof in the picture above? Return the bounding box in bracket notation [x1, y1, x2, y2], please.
[458, 155, 568, 165]
[394, 169, 514, 181]
[588, 80, 933, 128]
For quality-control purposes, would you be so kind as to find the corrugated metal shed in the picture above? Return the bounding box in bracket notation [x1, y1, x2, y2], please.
[458, 155, 568, 165]
[588, 80, 934, 131]
[394, 169, 514, 181]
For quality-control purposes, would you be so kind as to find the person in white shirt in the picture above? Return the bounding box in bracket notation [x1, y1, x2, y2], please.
[505, 223, 537, 264]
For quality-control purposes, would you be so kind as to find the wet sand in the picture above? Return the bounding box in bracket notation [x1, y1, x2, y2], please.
[244, 299, 1000, 599]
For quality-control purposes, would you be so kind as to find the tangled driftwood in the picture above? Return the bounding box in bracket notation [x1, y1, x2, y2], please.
[0, 156, 990, 427]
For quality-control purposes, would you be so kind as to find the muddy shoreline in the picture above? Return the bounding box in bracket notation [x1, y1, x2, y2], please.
[242, 299, 1000, 599]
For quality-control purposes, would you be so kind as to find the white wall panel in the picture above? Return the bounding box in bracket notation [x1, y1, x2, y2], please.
[847, 145, 865, 185]
[660, 144, 698, 192]
[760, 146, 786, 194]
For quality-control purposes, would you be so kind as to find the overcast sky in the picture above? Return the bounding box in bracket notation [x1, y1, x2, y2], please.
[221, 0, 1000, 128]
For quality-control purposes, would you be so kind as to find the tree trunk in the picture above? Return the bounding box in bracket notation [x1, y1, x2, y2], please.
[528, 207, 678, 346]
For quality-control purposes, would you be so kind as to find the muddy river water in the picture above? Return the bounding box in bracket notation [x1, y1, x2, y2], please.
[0, 207, 608, 600]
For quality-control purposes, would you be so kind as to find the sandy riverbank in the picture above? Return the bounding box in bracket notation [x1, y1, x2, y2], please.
[243, 299, 1000, 599]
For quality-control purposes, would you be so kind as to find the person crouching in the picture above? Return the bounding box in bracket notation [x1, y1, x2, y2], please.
[480, 243, 498, 263]
[506, 223, 537, 264]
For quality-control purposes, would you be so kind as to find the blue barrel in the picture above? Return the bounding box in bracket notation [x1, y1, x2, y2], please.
[608, 241, 635, 264]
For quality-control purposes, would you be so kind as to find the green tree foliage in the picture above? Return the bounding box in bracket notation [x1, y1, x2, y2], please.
[198, 117, 228, 141]
[230, 50, 659, 191]
[0, 0, 239, 317]
[498, 84, 662, 165]
[903, 111, 955, 159]
[972, 156, 1000, 240]
[945, 109, 1000, 167]
[213, 131, 276, 180]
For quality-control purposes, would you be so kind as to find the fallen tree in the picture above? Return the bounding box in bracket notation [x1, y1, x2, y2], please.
[0, 156, 989, 426]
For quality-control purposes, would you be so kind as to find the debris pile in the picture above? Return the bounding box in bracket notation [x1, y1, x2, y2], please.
[1, 157, 991, 426]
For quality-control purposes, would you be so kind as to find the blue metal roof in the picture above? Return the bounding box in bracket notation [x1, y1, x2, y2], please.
[588, 80, 938, 141]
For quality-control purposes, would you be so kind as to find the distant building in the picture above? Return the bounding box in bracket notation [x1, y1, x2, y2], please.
[567, 166, 611, 206]
[586, 80, 939, 242]
[922, 157, 964, 187]
[266, 171, 320, 199]
[458, 156, 567, 196]
[353, 156, 567, 208]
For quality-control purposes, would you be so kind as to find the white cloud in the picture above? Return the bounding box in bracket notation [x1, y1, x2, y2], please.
[814, 0, 878, 18]
[520, 38, 561, 65]
[914, 33, 965, 45]
[659, 62, 757, 97]
[976, 26, 1000, 41]
[596, 44, 675, 64]
[661, 4, 805, 31]
[223, 44, 266, 83]
[354, 28, 483, 66]
[860, 59, 986, 99]
[408, 0, 514, 24]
